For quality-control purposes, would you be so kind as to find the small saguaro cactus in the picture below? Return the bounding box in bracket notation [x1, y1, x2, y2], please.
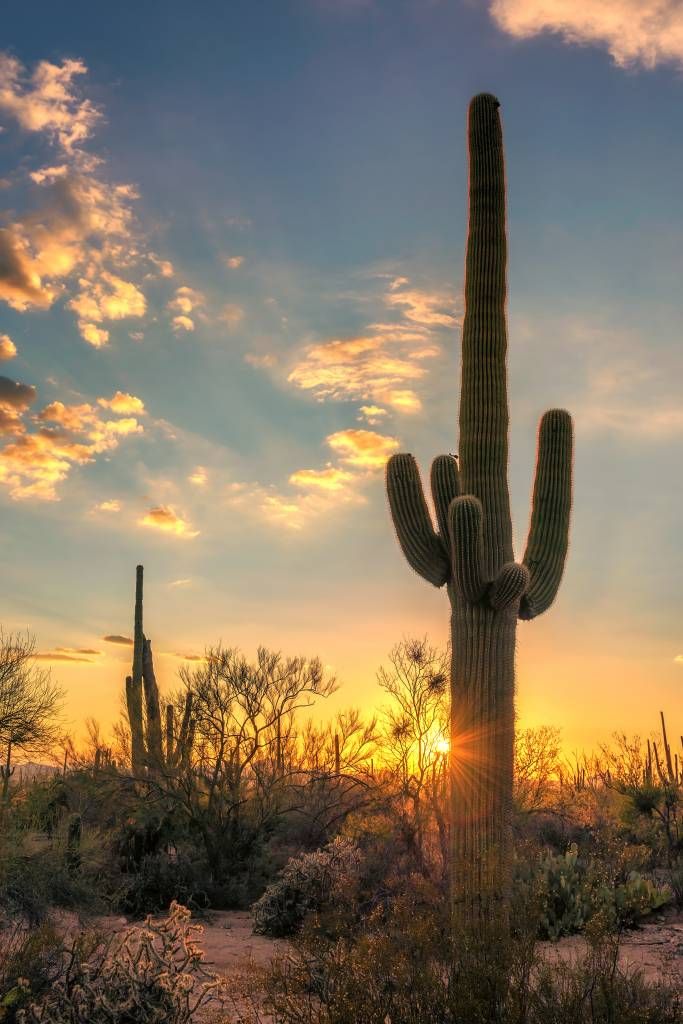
[386, 94, 573, 931]
[125, 565, 194, 774]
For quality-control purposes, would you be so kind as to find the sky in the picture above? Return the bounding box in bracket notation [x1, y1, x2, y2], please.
[1, 0, 682, 752]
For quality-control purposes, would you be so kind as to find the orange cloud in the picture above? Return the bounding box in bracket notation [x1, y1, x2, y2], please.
[289, 466, 354, 491]
[326, 428, 400, 469]
[139, 505, 199, 539]
[0, 335, 17, 361]
[224, 255, 244, 269]
[0, 388, 144, 500]
[98, 392, 146, 416]
[287, 276, 455, 413]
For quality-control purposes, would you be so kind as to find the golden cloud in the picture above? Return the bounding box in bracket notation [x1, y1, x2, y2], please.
[325, 428, 400, 469]
[0, 388, 144, 500]
[98, 391, 146, 416]
[288, 278, 455, 412]
[0, 54, 176, 346]
[489, 0, 683, 69]
[0, 335, 17, 361]
[289, 466, 354, 491]
[0, 55, 100, 152]
[139, 505, 199, 539]
[172, 314, 195, 332]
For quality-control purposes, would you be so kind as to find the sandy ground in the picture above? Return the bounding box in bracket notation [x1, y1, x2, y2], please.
[75, 907, 683, 986]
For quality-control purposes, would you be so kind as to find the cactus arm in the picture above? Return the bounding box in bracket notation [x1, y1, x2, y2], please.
[459, 94, 513, 577]
[449, 496, 487, 603]
[142, 637, 164, 768]
[490, 562, 530, 611]
[127, 565, 146, 772]
[519, 409, 573, 620]
[386, 454, 450, 587]
[430, 454, 461, 541]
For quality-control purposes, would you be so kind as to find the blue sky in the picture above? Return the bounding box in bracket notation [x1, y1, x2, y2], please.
[1, 0, 682, 748]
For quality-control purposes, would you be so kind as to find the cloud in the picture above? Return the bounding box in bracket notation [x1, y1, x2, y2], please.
[169, 578, 192, 588]
[188, 465, 208, 486]
[0, 335, 17, 361]
[36, 646, 100, 662]
[0, 388, 144, 500]
[172, 315, 195, 332]
[224, 255, 244, 269]
[224, 426, 398, 531]
[289, 466, 354, 491]
[0, 375, 37, 411]
[674, 654, 683, 663]
[103, 634, 133, 645]
[288, 277, 456, 412]
[91, 498, 121, 512]
[0, 54, 100, 152]
[79, 323, 109, 348]
[489, 0, 683, 69]
[139, 505, 199, 538]
[98, 391, 146, 415]
[0, 53, 170, 345]
[326, 428, 400, 469]
[384, 277, 458, 326]
[358, 405, 387, 425]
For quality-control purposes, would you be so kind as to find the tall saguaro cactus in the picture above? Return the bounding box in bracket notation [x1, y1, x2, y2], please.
[125, 565, 194, 774]
[386, 94, 573, 931]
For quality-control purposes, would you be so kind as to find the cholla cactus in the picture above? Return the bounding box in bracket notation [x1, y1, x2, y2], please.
[125, 566, 194, 775]
[18, 902, 223, 1024]
[386, 94, 573, 930]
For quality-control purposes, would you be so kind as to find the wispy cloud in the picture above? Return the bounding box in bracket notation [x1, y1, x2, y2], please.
[36, 646, 100, 662]
[287, 276, 456, 413]
[91, 498, 122, 513]
[489, 0, 683, 70]
[103, 634, 133, 645]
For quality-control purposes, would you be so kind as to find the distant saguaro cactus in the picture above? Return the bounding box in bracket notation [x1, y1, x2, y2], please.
[125, 565, 194, 774]
[386, 94, 573, 931]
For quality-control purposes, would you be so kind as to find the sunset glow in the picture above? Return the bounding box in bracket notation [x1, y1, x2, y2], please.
[1, 2, 681, 756]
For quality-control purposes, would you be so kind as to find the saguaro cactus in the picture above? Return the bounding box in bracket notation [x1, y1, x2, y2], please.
[125, 565, 194, 774]
[386, 94, 573, 930]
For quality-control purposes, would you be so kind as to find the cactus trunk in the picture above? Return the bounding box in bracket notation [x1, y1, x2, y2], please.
[386, 94, 573, 934]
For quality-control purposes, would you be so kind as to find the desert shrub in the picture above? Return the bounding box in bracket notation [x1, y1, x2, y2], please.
[249, 903, 682, 1024]
[252, 836, 362, 937]
[17, 903, 223, 1024]
[113, 851, 211, 918]
[521, 845, 672, 940]
[0, 828, 105, 925]
[0, 923, 64, 1024]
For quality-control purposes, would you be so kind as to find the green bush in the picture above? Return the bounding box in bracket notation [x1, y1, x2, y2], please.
[527, 845, 672, 940]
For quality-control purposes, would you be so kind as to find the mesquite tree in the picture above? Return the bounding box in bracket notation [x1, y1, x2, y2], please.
[386, 94, 573, 930]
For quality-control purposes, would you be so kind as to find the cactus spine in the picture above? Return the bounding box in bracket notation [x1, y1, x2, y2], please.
[124, 565, 194, 774]
[386, 94, 573, 931]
